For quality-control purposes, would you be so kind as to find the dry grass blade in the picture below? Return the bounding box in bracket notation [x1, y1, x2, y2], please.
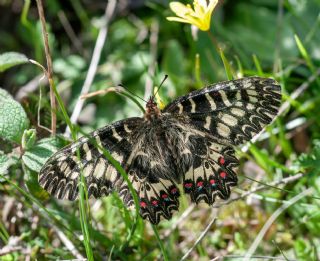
[180, 216, 217, 261]
[243, 187, 313, 260]
[66, 0, 117, 136]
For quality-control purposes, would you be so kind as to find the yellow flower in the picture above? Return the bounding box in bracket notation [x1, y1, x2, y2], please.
[167, 0, 218, 31]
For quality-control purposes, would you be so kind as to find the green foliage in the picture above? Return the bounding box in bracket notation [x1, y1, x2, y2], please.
[0, 52, 29, 72]
[294, 238, 316, 261]
[21, 128, 37, 150]
[1, 0, 320, 260]
[0, 88, 29, 143]
[0, 151, 19, 176]
[297, 140, 320, 177]
[22, 136, 65, 172]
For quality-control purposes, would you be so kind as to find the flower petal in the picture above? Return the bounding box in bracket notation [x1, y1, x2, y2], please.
[167, 0, 217, 31]
[167, 16, 202, 28]
[207, 0, 218, 13]
[198, 0, 208, 9]
[194, 0, 206, 16]
[166, 17, 193, 23]
[169, 2, 194, 17]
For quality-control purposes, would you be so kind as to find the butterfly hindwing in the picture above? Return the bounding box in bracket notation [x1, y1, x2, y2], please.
[39, 118, 143, 200]
[183, 136, 239, 204]
[118, 169, 180, 224]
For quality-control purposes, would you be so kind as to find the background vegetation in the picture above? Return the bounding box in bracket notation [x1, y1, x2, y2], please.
[0, 0, 320, 260]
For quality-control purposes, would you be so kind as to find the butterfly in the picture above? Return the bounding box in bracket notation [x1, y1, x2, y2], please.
[39, 77, 281, 224]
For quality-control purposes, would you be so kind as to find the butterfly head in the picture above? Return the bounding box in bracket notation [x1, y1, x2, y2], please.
[145, 96, 161, 121]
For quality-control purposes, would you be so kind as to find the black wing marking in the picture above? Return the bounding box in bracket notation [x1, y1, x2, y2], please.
[118, 169, 180, 224]
[163, 77, 281, 145]
[38, 117, 143, 200]
[182, 135, 239, 204]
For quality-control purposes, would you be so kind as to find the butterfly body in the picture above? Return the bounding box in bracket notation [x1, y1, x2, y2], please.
[39, 77, 281, 224]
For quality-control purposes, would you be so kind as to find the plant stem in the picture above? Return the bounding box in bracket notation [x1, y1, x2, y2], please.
[35, 0, 57, 135]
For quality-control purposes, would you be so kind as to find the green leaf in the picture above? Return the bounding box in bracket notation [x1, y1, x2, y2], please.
[297, 140, 320, 177]
[0, 52, 29, 72]
[294, 238, 314, 260]
[24, 167, 49, 200]
[0, 151, 19, 177]
[0, 88, 29, 143]
[22, 136, 66, 172]
[22, 129, 37, 150]
[0, 153, 9, 175]
[0, 88, 11, 99]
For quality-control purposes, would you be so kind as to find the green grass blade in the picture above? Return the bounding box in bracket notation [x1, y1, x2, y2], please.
[50, 79, 94, 259]
[294, 34, 320, 86]
[219, 48, 233, 80]
[252, 54, 264, 76]
[152, 224, 169, 261]
[0, 219, 9, 243]
[79, 170, 94, 261]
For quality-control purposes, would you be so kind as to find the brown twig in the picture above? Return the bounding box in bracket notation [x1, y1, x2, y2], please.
[80, 87, 124, 100]
[35, 0, 56, 135]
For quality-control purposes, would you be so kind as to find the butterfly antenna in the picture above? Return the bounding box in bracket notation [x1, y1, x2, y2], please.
[118, 84, 148, 103]
[153, 74, 168, 98]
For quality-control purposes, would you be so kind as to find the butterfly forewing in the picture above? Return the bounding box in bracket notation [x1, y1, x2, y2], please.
[39, 77, 281, 225]
[39, 117, 143, 200]
[163, 77, 281, 145]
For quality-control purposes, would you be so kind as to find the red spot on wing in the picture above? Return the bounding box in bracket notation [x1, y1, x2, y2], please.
[162, 194, 168, 199]
[210, 179, 216, 185]
[184, 183, 193, 188]
[220, 172, 227, 178]
[171, 188, 177, 194]
[140, 201, 147, 208]
[152, 200, 158, 206]
[219, 157, 225, 165]
[197, 181, 204, 187]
